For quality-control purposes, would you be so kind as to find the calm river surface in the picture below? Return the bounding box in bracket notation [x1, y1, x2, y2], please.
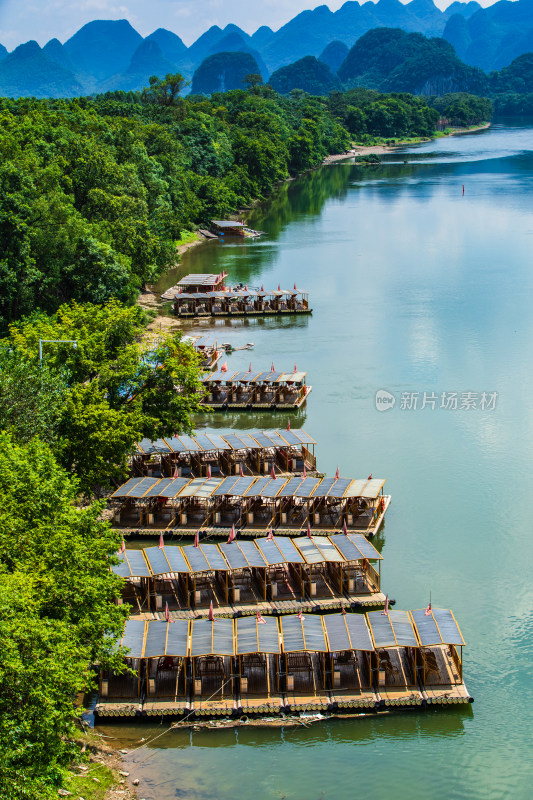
[104, 123, 533, 799]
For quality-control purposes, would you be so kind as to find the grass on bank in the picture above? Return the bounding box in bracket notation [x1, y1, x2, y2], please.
[175, 230, 200, 248]
[60, 728, 131, 800]
[63, 763, 116, 800]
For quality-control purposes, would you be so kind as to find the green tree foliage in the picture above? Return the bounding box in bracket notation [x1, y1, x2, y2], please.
[269, 55, 341, 96]
[493, 92, 533, 115]
[328, 88, 439, 139]
[338, 28, 490, 97]
[428, 93, 493, 126]
[0, 350, 69, 446]
[489, 53, 533, 95]
[3, 300, 205, 494]
[0, 434, 127, 798]
[142, 72, 188, 105]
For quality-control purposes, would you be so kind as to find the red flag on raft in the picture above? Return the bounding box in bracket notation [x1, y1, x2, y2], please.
[425, 601, 432, 617]
[298, 608, 305, 621]
[194, 530, 200, 548]
[158, 533, 164, 550]
[257, 609, 267, 625]
[119, 539, 126, 554]
[165, 602, 170, 622]
[221, 361, 228, 373]
[381, 595, 389, 615]
[267, 528, 274, 541]
[270, 464, 276, 479]
[335, 466, 340, 479]
[207, 464, 212, 479]
[228, 524, 236, 543]
[307, 522, 312, 538]
[208, 601, 215, 621]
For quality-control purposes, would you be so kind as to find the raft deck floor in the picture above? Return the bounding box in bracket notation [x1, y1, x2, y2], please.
[116, 496, 390, 540]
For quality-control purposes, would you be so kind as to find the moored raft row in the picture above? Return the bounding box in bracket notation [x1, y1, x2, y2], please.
[131, 428, 318, 479]
[161, 272, 311, 317]
[200, 369, 311, 410]
[109, 474, 388, 535]
[113, 531, 384, 613]
[95, 609, 472, 720]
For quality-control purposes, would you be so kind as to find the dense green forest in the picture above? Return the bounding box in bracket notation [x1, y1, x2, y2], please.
[0, 301, 206, 798]
[0, 78, 483, 332]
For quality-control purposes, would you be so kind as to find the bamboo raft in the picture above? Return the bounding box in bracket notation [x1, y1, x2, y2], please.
[109, 474, 390, 537]
[160, 273, 311, 318]
[200, 369, 311, 411]
[114, 531, 386, 614]
[131, 428, 318, 479]
[95, 611, 473, 720]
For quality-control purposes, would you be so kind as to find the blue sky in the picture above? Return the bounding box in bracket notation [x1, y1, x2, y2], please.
[0, 0, 498, 49]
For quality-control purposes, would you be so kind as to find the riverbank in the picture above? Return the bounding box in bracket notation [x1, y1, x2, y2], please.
[62, 728, 138, 800]
[323, 122, 492, 165]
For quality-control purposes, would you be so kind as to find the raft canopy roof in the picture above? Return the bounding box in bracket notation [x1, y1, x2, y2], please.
[120, 619, 146, 659]
[280, 615, 328, 653]
[112, 550, 150, 579]
[236, 615, 281, 655]
[117, 535, 380, 579]
[182, 543, 230, 573]
[201, 370, 306, 385]
[328, 533, 382, 562]
[143, 545, 191, 575]
[254, 535, 304, 566]
[367, 610, 419, 649]
[211, 220, 245, 228]
[144, 619, 189, 658]
[113, 609, 465, 662]
[190, 618, 234, 657]
[324, 613, 375, 652]
[134, 429, 316, 455]
[111, 475, 385, 502]
[411, 609, 465, 647]
[294, 536, 344, 564]
[177, 273, 223, 286]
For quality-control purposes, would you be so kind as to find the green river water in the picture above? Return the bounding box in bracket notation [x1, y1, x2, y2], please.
[100, 123, 533, 799]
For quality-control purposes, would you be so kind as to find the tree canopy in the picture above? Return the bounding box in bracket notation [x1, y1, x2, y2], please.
[0, 433, 127, 798]
[2, 300, 205, 494]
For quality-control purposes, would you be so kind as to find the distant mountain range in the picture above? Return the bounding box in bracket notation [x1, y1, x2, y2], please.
[1, 0, 533, 99]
